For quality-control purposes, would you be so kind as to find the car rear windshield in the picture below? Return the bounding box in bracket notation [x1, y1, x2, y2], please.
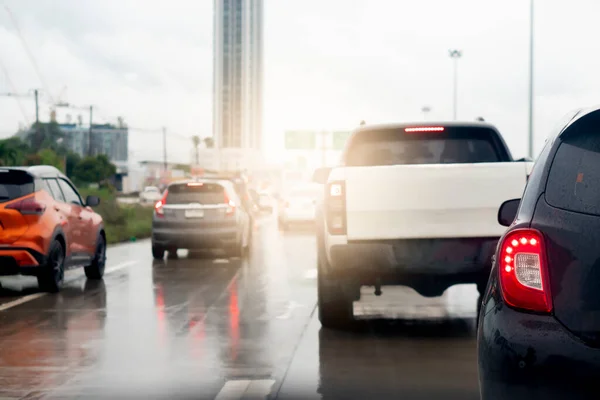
[290, 187, 320, 198]
[343, 126, 506, 167]
[166, 183, 226, 205]
[546, 131, 600, 216]
[0, 170, 34, 203]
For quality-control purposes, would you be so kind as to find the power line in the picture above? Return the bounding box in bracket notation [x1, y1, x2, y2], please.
[3, 5, 55, 104]
[0, 55, 31, 125]
[128, 127, 190, 141]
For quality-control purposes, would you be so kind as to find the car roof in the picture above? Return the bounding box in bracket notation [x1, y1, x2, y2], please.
[0, 165, 67, 179]
[168, 178, 233, 189]
[354, 121, 499, 133]
[555, 106, 600, 138]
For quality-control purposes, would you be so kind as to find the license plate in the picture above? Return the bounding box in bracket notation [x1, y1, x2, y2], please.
[185, 209, 204, 218]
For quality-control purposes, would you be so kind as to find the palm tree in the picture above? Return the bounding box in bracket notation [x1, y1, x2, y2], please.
[203, 137, 214, 148]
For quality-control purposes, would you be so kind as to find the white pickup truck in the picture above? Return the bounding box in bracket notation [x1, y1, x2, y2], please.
[313, 122, 533, 329]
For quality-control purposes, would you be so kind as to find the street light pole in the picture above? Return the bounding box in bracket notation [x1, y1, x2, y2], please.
[527, 0, 535, 159]
[448, 49, 462, 121]
[162, 127, 167, 173]
[88, 105, 93, 156]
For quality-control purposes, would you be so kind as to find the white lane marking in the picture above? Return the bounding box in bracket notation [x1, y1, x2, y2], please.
[0, 293, 46, 312]
[214, 379, 275, 400]
[303, 268, 317, 279]
[244, 379, 276, 399]
[0, 260, 139, 312]
[276, 301, 305, 320]
[104, 260, 138, 274]
[215, 380, 251, 400]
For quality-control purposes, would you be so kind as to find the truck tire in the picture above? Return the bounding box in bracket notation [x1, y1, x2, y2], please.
[227, 240, 243, 258]
[318, 265, 354, 330]
[152, 245, 165, 260]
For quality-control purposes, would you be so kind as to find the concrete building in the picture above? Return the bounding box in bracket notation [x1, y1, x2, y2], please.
[14, 123, 128, 173]
[57, 124, 128, 163]
[212, 0, 264, 151]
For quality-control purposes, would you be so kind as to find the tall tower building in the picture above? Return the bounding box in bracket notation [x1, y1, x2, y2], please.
[213, 0, 263, 151]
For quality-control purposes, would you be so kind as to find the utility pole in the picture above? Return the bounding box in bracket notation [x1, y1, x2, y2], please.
[34, 89, 39, 125]
[88, 105, 93, 156]
[448, 49, 462, 121]
[162, 127, 167, 173]
[527, 0, 535, 159]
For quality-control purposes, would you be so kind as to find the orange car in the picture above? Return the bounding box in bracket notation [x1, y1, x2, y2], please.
[0, 166, 105, 292]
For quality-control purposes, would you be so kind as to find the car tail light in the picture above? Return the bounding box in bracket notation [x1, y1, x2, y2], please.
[404, 126, 445, 133]
[224, 191, 235, 216]
[155, 190, 168, 217]
[326, 181, 346, 235]
[6, 197, 46, 215]
[499, 229, 552, 313]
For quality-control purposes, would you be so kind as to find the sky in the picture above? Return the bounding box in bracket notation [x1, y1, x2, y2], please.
[0, 0, 600, 164]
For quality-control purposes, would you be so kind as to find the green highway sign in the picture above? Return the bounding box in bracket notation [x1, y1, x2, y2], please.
[284, 131, 316, 150]
[332, 131, 351, 150]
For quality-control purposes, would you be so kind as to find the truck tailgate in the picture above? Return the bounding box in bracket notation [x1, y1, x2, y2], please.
[344, 162, 528, 240]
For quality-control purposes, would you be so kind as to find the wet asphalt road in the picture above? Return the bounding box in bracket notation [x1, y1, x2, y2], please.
[0, 214, 481, 400]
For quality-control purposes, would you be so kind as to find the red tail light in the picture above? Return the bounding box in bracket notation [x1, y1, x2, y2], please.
[155, 190, 168, 217]
[498, 229, 552, 313]
[224, 191, 235, 216]
[326, 181, 346, 235]
[6, 197, 46, 215]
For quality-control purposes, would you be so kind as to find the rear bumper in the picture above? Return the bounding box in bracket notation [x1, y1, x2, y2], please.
[280, 208, 316, 222]
[0, 247, 44, 276]
[324, 238, 498, 291]
[152, 226, 238, 249]
[478, 303, 600, 399]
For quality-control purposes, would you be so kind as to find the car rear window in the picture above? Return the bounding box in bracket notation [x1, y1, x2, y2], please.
[546, 132, 600, 216]
[166, 182, 226, 205]
[0, 170, 34, 203]
[343, 127, 504, 167]
[290, 187, 320, 198]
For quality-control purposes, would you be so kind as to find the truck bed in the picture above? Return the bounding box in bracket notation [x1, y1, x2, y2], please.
[339, 162, 530, 240]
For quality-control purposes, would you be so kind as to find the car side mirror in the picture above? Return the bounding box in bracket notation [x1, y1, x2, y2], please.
[498, 198, 520, 227]
[86, 195, 100, 207]
[313, 167, 332, 184]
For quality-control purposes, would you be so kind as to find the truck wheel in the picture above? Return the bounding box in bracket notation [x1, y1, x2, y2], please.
[38, 240, 65, 293]
[227, 241, 243, 258]
[84, 234, 106, 280]
[152, 245, 165, 260]
[318, 264, 354, 330]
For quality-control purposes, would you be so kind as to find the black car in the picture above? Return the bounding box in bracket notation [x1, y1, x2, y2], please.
[478, 106, 600, 399]
[151, 179, 252, 259]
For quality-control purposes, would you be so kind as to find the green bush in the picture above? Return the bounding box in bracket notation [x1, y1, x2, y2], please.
[80, 187, 153, 245]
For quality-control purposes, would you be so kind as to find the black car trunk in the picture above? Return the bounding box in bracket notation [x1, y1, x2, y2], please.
[532, 128, 600, 346]
[532, 198, 600, 345]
